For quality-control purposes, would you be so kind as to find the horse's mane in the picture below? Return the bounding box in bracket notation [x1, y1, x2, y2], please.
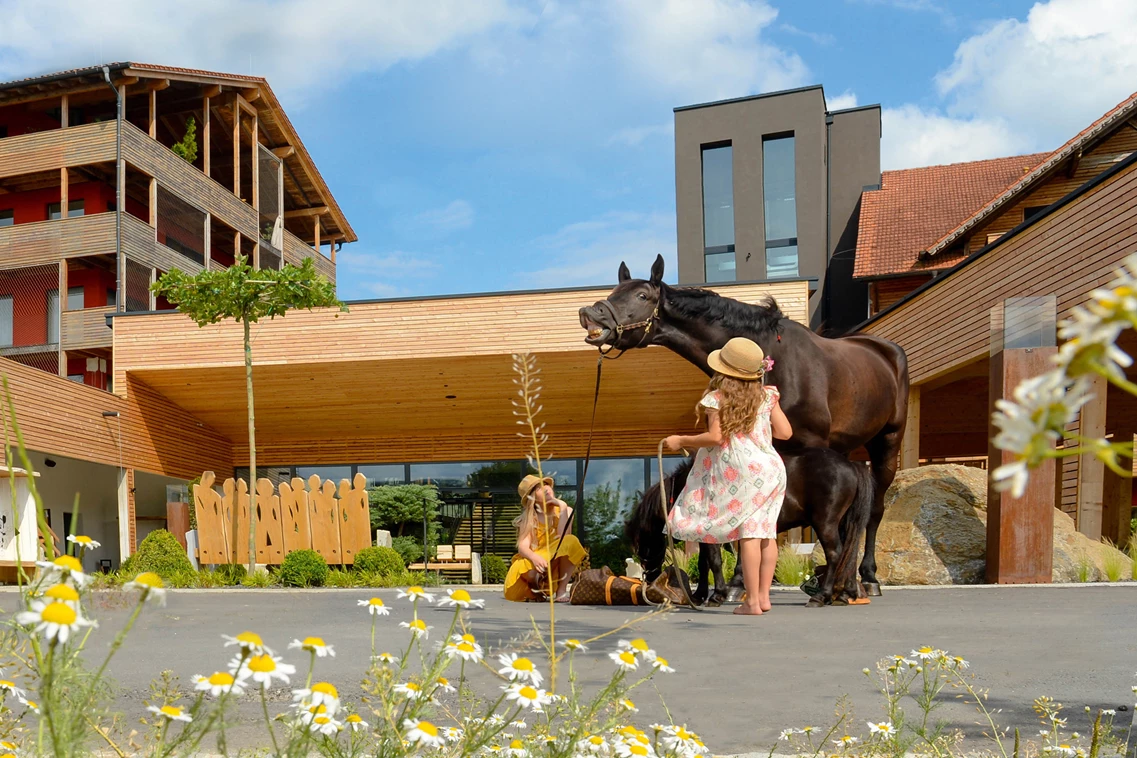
[664, 286, 785, 336]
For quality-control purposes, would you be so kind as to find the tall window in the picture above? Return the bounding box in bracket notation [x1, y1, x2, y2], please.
[67, 286, 84, 311]
[701, 144, 736, 283]
[0, 209, 13, 227]
[47, 200, 84, 220]
[46, 289, 59, 343]
[763, 135, 798, 278]
[0, 296, 12, 347]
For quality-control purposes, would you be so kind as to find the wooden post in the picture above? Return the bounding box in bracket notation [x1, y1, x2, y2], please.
[251, 112, 259, 212]
[149, 268, 157, 310]
[1076, 373, 1107, 540]
[59, 167, 68, 218]
[118, 467, 137, 559]
[1103, 429, 1134, 546]
[148, 88, 157, 139]
[234, 231, 241, 264]
[232, 97, 240, 198]
[57, 260, 67, 376]
[986, 347, 1056, 583]
[202, 95, 211, 178]
[117, 85, 127, 313]
[901, 385, 921, 469]
[60, 94, 68, 128]
[203, 211, 211, 269]
[313, 215, 320, 251]
[149, 177, 157, 228]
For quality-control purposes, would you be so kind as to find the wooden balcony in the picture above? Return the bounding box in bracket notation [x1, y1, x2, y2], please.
[61, 306, 115, 351]
[0, 122, 117, 180]
[283, 229, 335, 282]
[0, 212, 116, 268]
[122, 214, 204, 275]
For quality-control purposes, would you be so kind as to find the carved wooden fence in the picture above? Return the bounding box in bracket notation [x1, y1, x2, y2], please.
[192, 471, 371, 566]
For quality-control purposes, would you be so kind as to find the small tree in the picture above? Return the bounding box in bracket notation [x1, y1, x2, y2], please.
[152, 256, 342, 572]
[171, 116, 198, 163]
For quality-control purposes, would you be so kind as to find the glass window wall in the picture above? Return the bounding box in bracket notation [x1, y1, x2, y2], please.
[702, 144, 736, 283]
[763, 135, 798, 278]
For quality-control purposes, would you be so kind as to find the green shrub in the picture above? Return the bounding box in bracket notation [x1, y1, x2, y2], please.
[326, 569, 360, 588]
[193, 570, 226, 589]
[1075, 551, 1097, 583]
[167, 569, 199, 588]
[773, 548, 813, 586]
[481, 554, 508, 584]
[685, 549, 738, 582]
[215, 563, 247, 585]
[391, 536, 424, 566]
[354, 546, 406, 576]
[242, 568, 274, 588]
[278, 549, 329, 587]
[126, 530, 194, 579]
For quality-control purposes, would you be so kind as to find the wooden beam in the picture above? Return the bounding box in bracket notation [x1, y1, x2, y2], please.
[235, 231, 241, 265]
[203, 84, 222, 98]
[251, 111, 259, 211]
[60, 93, 69, 128]
[901, 385, 920, 469]
[284, 206, 328, 219]
[241, 87, 261, 103]
[1065, 149, 1083, 180]
[1076, 373, 1107, 540]
[118, 468, 137, 558]
[232, 97, 240, 199]
[146, 78, 171, 92]
[202, 95, 211, 177]
[313, 215, 320, 251]
[115, 76, 140, 88]
[204, 212, 212, 270]
[271, 145, 295, 159]
[149, 178, 158, 228]
[236, 93, 257, 117]
[0, 82, 108, 107]
[57, 261, 67, 376]
[59, 167, 68, 219]
[148, 88, 157, 139]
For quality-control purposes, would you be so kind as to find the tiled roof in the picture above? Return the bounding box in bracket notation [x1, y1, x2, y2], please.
[853, 153, 1048, 279]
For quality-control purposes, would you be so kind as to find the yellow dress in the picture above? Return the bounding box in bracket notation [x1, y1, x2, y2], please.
[503, 505, 588, 602]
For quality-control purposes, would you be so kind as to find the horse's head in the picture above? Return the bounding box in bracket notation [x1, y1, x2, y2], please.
[578, 254, 666, 350]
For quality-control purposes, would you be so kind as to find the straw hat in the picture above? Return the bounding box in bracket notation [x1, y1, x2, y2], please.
[707, 337, 766, 381]
[518, 474, 554, 501]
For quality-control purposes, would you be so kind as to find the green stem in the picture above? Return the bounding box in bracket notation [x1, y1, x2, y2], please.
[260, 685, 281, 755]
[306, 650, 315, 689]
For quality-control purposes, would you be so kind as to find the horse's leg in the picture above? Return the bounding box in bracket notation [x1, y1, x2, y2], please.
[708, 544, 728, 606]
[806, 520, 843, 608]
[692, 546, 710, 604]
[862, 430, 902, 595]
[725, 542, 746, 602]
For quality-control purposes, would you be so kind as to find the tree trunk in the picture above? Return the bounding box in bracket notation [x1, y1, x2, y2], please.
[244, 316, 257, 574]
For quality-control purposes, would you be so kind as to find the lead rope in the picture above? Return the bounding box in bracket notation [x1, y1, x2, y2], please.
[652, 440, 703, 611]
[549, 354, 603, 571]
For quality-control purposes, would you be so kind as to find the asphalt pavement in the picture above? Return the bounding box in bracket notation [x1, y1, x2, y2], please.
[1, 585, 1134, 755]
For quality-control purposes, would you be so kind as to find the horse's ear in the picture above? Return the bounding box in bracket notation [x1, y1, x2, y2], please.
[618, 261, 632, 283]
[649, 254, 665, 285]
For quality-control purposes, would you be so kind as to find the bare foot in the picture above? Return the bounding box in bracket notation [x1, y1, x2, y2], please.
[759, 599, 772, 612]
[733, 602, 764, 616]
[554, 594, 571, 603]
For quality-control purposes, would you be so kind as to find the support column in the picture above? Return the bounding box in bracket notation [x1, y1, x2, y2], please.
[148, 88, 157, 139]
[118, 467, 136, 560]
[149, 177, 157, 228]
[60, 94, 69, 128]
[313, 215, 320, 251]
[986, 346, 1056, 583]
[60, 167, 68, 217]
[232, 97, 240, 198]
[1076, 373, 1107, 540]
[149, 268, 157, 310]
[1103, 428, 1134, 546]
[57, 261, 67, 376]
[203, 212, 211, 269]
[235, 231, 241, 265]
[251, 111, 259, 212]
[901, 385, 921, 469]
[202, 95, 211, 177]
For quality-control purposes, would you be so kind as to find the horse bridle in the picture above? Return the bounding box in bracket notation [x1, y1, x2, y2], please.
[595, 297, 660, 359]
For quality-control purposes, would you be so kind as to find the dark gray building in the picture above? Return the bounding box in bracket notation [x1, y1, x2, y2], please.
[674, 85, 880, 332]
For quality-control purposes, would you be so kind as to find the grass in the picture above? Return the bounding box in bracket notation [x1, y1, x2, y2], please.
[1074, 551, 1097, 583]
[774, 546, 814, 586]
[1100, 539, 1127, 582]
[80, 564, 446, 591]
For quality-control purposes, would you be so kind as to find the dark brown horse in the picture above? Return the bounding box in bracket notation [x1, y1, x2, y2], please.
[627, 448, 873, 606]
[579, 255, 908, 594]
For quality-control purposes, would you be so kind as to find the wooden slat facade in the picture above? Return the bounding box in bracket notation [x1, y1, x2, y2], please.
[863, 159, 1137, 385]
[61, 305, 114, 351]
[0, 213, 115, 268]
[0, 122, 116, 180]
[869, 274, 932, 315]
[121, 215, 204, 276]
[0, 356, 231, 479]
[282, 229, 336, 282]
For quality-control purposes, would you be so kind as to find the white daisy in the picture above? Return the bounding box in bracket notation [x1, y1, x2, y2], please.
[910, 647, 938, 660]
[397, 586, 435, 603]
[359, 597, 390, 616]
[394, 681, 426, 700]
[289, 637, 335, 658]
[618, 639, 657, 660]
[124, 572, 167, 604]
[194, 671, 247, 698]
[778, 729, 795, 741]
[488, 714, 507, 726]
[19, 698, 40, 714]
[503, 683, 552, 711]
[651, 656, 675, 673]
[292, 682, 341, 713]
[375, 652, 397, 664]
[614, 739, 654, 758]
[67, 534, 101, 551]
[440, 589, 486, 609]
[510, 720, 528, 731]
[400, 618, 432, 639]
[833, 735, 859, 747]
[661, 726, 702, 754]
[578, 734, 609, 754]
[234, 653, 296, 690]
[444, 726, 465, 743]
[345, 713, 368, 732]
[0, 680, 25, 699]
[404, 718, 447, 748]
[508, 738, 528, 757]
[497, 654, 543, 685]
[950, 656, 970, 669]
[618, 698, 638, 712]
[35, 555, 91, 588]
[15, 598, 95, 644]
[308, 714, 342, 737]
[434, 676, 457, 693]
[868, 722, 896, 738]
[559, 639, 588, 652]
[445, 634, 484, 662]
[147, 704, 193, 723]
[609, 650, 638, 672]
[223, 631, 271, 656]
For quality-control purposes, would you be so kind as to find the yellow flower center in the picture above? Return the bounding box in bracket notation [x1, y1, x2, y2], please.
[629, 745, 649, 756]
[457, 642, 476, 653]
[656, 656, 669, 667]
[235, 631, 263, 647]
[617, 651, 636, 665]
[24, 701, 37, 710]
[346, 714, 363, 723]
[302, 637, 326, 649]
[917, 646, 933, 654]
[308, 704, 327, 714]
[408, 586, 425, 595]
[72, 535, 93, 545]
[519, 686, 538, 699]
[311, 682, 338, 697]
[160, 705, 183, 718]
[314, 716, 330, 725]
[0, 681, 14, 689]
[409, 620, 426, 630]
[405, 682, 421, 692]
[417, 720, 439, 737]
[450, 589, 472, 602]
[589, 736, 604, 745]
[565, 639, 582, 648]
[41, 601, 77, 625]
[247, 655, 277, 673]
[461, 633, 476, 643]
[437, 677, 450, 686]
[511, 657, 535, 672]
[53, 555, 82, 572]
[133, 572, 164, 589]
[44, 583, 80, 602]
[208, 672, 235, 686]
[368, 597, 384, 606]
[629, 638, 649, 653]
[676, 729, 692, 740]
[510, 740, 524, 749]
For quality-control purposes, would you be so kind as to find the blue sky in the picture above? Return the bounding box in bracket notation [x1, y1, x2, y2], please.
[2, 0, 1136, 300]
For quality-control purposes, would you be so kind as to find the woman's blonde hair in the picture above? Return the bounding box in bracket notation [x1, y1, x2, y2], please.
[697, 373, 766, 437]
[512, 488, 556, 548]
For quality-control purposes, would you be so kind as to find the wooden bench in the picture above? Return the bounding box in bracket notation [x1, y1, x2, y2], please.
[409, 544, 473, 573]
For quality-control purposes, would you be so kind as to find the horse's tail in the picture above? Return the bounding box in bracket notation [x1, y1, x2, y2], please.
[830, 461, 874, 593]
[625, 457, 694, 580]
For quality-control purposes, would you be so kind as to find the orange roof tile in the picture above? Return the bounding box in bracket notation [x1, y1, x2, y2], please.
[853, 153, 1048, 279]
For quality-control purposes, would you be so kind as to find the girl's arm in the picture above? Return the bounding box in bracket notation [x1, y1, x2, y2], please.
[770, 398, 793, 440]
[556, 504, 574, 539]
[517, 531, 548, 571]
[664, 410, 723, 451]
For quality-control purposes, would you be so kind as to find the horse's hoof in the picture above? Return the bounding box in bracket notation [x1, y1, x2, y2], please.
[724, 587, 746, 603]
[703, 596, 723, 608]
[863, 582, 882, 597]
[805, 596, 827, 608]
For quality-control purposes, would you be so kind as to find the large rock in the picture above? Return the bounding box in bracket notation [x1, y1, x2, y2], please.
[823, 464, 1133, 585]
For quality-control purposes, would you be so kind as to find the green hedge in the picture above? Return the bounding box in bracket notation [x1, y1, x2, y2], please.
[354, 546, 405, 576]
[481, 554, 507, 584]
[122, 530, 193, 579]
[278, 549, 329, 587]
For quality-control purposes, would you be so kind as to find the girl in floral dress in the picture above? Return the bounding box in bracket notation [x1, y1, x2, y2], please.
[664, 337, 793, 615]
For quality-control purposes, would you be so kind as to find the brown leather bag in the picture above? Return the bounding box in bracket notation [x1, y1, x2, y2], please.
[569, 567, 688, 606]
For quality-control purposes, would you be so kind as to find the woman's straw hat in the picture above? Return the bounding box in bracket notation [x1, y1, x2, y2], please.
[707, 337, 766, 381]
[518, 474, 554, 501]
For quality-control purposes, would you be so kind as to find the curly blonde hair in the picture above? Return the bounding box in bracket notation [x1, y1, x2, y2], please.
[697, 373, 767, 438]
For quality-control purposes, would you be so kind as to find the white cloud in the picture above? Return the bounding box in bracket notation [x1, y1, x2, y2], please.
[0, 0, 523, 98]
[880, 105, 1019, 170]
[826, 90, 858, 111]
[605, 122, 674, 147]
[410, 200, 475, 234]
[335, 249, 439, 299]
[779, 23, 836, 46]
[522, 211, 676, 288]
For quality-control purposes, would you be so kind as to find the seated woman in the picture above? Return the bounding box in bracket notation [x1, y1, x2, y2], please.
[504, 475, 587, 602]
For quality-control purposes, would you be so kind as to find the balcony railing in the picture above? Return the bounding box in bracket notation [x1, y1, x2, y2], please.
[283, 229, 335, 282]
[0, 122, 116, 180]
[61, 306, 114, 351]
[0, 213, 116, 267]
